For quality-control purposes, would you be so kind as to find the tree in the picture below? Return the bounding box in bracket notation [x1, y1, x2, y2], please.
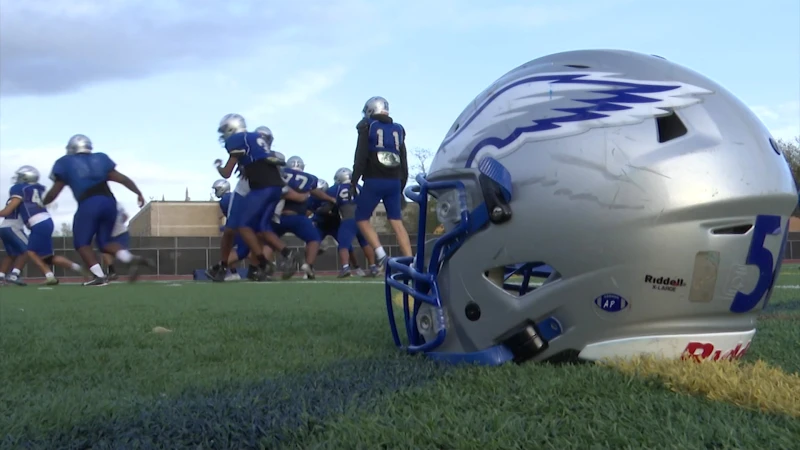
[409, 147, 433, 178]
[406, 147, 442, 234]
[401, 202, 420, 233]
[58, 222, 73, 237]
[777, 136, 800, 216]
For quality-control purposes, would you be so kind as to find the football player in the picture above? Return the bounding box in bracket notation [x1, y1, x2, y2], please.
[0, 194, 29, 286]
[102, 202, 131, 281]
[0, 166, 85, 285]
[208, 116, 296, 281]
[329, 167, 379, 278]
[212, 178, 260, 281]
[43, 134, 153, 286]
[351, 96, 413, 269]
[267, 156, 336, 279]
[311, 179, 374, 276]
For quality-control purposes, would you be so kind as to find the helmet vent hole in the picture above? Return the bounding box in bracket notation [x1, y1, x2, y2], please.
[711, 224, 753, 235]
[656, 110, 688, 143]
[564, 64, 590, 69]
[483, 262, 561, 297]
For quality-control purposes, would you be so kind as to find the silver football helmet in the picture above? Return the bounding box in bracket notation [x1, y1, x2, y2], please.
[317, 179, 329, 192]
[270, 151, 287, 174]
[334, 167, 352, 184]
[386, 49, 798, 366]
[66, 134, 93, 155]
[218, 114, 247, 142]
[255, 126, 274, 147]
[362, 96, 389, 118]
[212, 179, 230, 198]
[14, 165, 40, 183]
[287, 156, 305, 171]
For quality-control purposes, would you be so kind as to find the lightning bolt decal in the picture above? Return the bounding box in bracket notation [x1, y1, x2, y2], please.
[440, 72, 713, 168]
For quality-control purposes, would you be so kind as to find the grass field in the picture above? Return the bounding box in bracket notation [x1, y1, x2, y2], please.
[1, 268, 799, 450]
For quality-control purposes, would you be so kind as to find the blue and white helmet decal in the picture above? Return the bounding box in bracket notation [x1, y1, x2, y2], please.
[438, 72, 713, 168]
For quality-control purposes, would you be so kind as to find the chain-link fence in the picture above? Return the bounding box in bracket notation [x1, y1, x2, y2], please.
[0, 234, 434, 277]
[3, 232, 800, 278]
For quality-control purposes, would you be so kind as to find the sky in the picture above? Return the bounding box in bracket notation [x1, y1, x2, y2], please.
[1, 0, 798, 228]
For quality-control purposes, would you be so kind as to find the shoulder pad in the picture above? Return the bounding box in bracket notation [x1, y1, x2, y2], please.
[356, 118, 369, 130]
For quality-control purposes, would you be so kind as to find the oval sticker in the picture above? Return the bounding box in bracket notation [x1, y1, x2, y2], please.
[594, 293, 629, 313]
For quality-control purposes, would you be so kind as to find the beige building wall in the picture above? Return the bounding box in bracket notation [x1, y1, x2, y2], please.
[129, 200, 396, 237]
[128, 201, 224, 237]
[791, 216, 800, 232]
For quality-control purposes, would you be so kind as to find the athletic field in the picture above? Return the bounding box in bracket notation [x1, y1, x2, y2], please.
[2, 267, 799, 449]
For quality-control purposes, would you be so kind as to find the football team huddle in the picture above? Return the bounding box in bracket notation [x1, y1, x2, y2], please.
[205, 96, 413, 282]
[0, 96, 413, 285]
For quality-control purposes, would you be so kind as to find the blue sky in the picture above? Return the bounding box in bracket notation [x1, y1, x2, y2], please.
[1, 0, 798, 226]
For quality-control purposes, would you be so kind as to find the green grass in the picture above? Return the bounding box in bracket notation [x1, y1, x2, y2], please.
[1, 269, 799, 450]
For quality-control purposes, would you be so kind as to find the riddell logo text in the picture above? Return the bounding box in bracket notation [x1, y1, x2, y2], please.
[681, 341, 751, 362]
[644, 274, 686, 292]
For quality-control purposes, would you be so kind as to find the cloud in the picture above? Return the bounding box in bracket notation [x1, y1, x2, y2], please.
[0, 146, 212, 227]
[0, 0, 368, 97]
[0, 0, 609, 97]
[243, 66, 348, 119]
[751, 101, 800, 140]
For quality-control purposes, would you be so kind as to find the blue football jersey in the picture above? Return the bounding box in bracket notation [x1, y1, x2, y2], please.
[2, 189, 22, 223]
[219, 193, 233, 218]
[225, 132, 271, 166]
[224, 131, 283, 188]
[368, 119, 404, 159]
[9, 183, 49, 225]
[50, 152, 116, 202]
[330, 183, 359, 207]
[282, 169, 319, 214]
[282, 168, 319, 194]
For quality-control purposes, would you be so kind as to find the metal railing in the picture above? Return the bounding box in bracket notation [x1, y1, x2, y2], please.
[0, 234, 431, 277]
[3, 232, 800, 278]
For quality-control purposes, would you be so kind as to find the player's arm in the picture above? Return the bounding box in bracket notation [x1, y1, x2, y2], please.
[351, 120, 370, 185]
[43, 180, 65, 205]
[310, 189, 336, 203]
[315, 202, 335, 216]
[216, 153, 240, 179]
[283, 187, 310, 202]
[0, 197, 21, 217]
[108, 170, 146, 207]
[399, 128, 409, 191]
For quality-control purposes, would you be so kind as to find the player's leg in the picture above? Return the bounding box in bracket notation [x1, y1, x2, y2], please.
[356, 231, 378, 276]
[382, 179, 412, 257]
[336, 218, 359, 278]
[354, 179, 384, 252]
[97, 199, 153, 284]
[224, 234, 250, 281]
[348, 250, 365, 276]
[6, 253, 29, 286]
[238, 187, 288, 281]
[255, 191, 298, 279]
[355, 179, 396, 266]
[0, 227, 29, 286]
[0, 254, 12, 283]
[102, 253, 116, 280]
[72, 197, 111, 285]
[25, 221, 56, 284]
[104, 231, 131, 280]
[35, 219, 83, 284]
[207, 193, 244, 282]
[288, 215, 320, 280]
